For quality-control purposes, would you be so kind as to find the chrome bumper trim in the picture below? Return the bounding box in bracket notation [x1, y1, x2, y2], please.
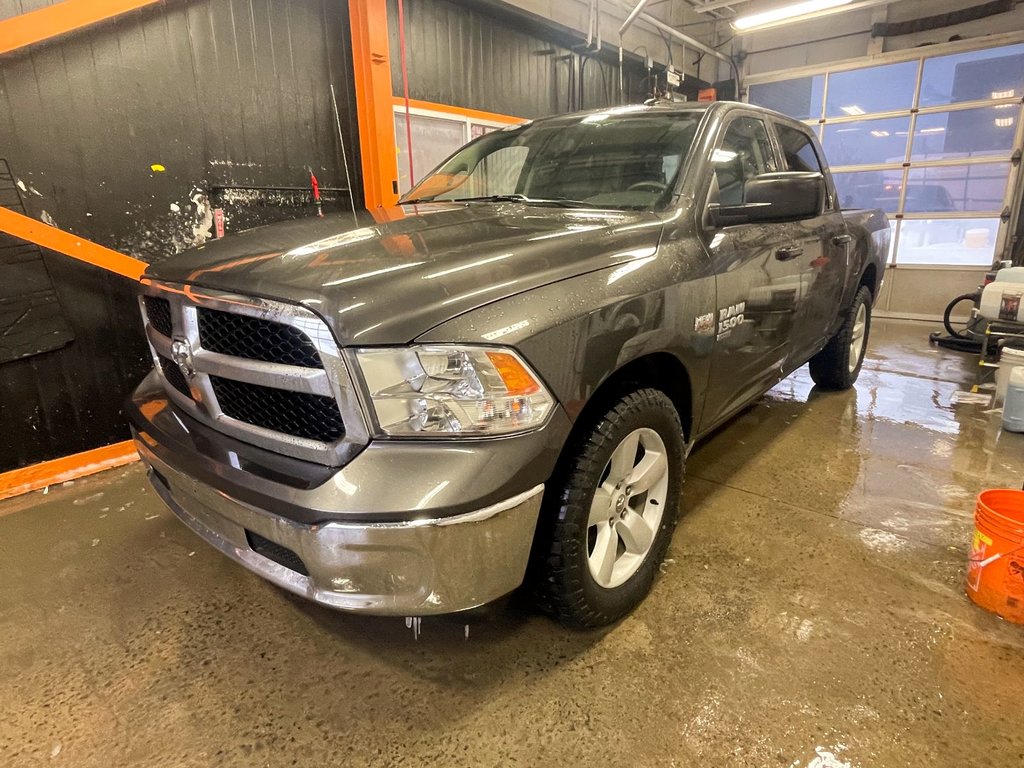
[139, 441, 544, 615]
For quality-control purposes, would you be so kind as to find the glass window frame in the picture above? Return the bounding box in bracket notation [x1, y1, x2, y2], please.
[392, 103, 520, 194]
[745, 36, 1024, 268]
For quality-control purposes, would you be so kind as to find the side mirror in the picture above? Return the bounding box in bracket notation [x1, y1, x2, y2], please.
[709, 172, 825, 228]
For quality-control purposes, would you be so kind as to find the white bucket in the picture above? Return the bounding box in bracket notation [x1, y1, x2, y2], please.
[1004, 367, 1024, 433]
[996, 345, 1024, 404]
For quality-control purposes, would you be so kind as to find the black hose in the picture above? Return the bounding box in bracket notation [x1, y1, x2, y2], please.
[929, 291, 984, 353]
[944, 292, 981, 340]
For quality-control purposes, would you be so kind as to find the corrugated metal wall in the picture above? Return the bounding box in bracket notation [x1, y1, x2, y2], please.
[387, 0, 651, 119]
[0, 0, 361, 472]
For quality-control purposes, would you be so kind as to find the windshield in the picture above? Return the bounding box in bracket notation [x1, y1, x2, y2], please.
[402, 109, 703, 211]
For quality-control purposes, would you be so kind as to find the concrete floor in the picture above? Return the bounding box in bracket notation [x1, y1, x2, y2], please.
[2, 319, 1024, 768]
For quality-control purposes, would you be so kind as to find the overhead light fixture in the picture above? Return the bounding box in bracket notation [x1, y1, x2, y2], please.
[919, 127, 945, 134]
[733, 0, 854, 31]
[840, 105, 865, 116]
[992, 89, 1016, 99]
[995, 117, 1014, 128]
[870, 130, 889, 137]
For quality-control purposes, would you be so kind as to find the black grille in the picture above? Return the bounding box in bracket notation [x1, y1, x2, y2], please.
[198, 308, 322, 368]
[210, 376, 344, 442]
[246, 530, 309, 576]
[144, 296, 173, 337]
[158, 355, 193, 399]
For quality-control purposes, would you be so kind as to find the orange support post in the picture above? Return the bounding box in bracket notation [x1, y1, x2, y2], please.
[349, 0, 399, 209]
[0, 0, 159, 56]
[0, 207, 147, 281]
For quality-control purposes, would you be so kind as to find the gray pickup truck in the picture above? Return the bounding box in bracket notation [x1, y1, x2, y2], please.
[128, 101, 888, 628]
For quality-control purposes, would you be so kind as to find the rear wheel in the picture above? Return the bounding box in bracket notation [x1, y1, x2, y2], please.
[809, 285, 872, 390]
[532, 388, 684, 628]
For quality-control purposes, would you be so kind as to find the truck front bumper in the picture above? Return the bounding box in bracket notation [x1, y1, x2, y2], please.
[140, 439, 543, 615]
[128, 372, 566, 616]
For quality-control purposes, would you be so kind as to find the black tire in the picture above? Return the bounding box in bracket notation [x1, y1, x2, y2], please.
[809, 285, 872, 390]
[531, 388, 684, 629]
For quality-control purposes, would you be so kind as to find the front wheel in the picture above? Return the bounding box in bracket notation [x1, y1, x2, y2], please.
[808, 285, 872, 390]
[532, 388, 684, 628]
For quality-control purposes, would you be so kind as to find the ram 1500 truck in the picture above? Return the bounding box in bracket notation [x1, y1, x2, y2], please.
[128, 102, 888, 628]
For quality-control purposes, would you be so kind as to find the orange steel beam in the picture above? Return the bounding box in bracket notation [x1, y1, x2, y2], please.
[0, 0, 160, 55]
[349, 0, 399, 208]
[0, 207, 146, 282]
[0, 440, 139, 504]
[0, 206, 147, 281]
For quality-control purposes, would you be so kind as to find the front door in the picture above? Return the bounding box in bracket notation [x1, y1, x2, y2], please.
[700, 114, 805, 427]
[772, 120, 850, 367]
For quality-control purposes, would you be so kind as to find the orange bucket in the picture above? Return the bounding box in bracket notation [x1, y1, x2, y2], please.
[966, 489, 1024, 624]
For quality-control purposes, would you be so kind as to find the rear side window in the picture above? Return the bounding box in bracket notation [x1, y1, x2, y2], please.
[712, 116, 777, 206]
[776, 123, 823, 173]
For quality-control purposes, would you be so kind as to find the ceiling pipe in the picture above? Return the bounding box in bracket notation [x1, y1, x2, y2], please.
[611, 0, 732, 66]
[691, 0, 756, 13]
[610, 0, 738, 88]
[619, 0, 654, 36]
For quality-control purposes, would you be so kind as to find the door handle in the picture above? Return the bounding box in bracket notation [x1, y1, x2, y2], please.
[775, 245, 803, 261]
[831, 234, 853, 245]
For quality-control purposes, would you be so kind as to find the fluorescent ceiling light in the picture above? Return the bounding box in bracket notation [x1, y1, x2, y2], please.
[919, 127, 945, 134]
[992, 89, 1016, 99]
[733, 0, 854, 31]
[840, 105, 865, 116]
[995, 117, 1014, 127]
[870, 130, 889, 137]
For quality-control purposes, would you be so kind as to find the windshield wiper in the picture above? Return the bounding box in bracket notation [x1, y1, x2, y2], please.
[401, 194, 599, 208]
[447, 194, 596, 208]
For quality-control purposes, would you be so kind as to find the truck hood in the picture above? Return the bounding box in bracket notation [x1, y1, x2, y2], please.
[145, 202, 664, 344]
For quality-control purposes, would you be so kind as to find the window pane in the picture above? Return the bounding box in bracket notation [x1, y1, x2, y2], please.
[471, 123, 498, 139]
[833, 169, 904, 213]
[714, 117, 776, 205]
[910, 106, 1019, 161]
[919, 43, 1024, 107]
[904, 164, 1009, 213]
[896, 217, 1000, 266]
[822, 117, 911, 166]
[748, 76, 824, 119]
[825, 61, 919, 117]
[462, 146, 529, 197]
[776, 123, 823, 173]
[395, 112, 467, 193]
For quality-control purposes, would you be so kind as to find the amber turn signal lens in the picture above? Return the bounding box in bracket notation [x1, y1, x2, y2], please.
[485, 351, 541, 396]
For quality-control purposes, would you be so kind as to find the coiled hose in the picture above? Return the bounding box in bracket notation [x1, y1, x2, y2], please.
[929, 292, 984, 353]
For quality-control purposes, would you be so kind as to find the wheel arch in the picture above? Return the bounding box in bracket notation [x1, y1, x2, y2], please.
[567, 352, 694, 447]
[859, 262, 879, 301]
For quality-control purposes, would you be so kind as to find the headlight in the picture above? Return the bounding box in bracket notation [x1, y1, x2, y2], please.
[355, 345, 554, 437]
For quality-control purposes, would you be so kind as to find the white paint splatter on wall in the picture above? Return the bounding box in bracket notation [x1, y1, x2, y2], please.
[190, 188, 214, 245]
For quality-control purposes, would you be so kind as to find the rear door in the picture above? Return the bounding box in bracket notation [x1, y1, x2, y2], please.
[700, 112, 805, 426]
[771, 121, 851, 366]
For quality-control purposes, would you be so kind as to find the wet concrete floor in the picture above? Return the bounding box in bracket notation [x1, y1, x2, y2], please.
[2, 319, 1023, 767]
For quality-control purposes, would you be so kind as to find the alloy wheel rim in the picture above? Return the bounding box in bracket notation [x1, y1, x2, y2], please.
[586, 427, 669, 589]
[849, 302, 868, 374]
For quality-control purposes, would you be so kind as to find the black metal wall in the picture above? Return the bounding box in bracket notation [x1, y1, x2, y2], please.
[0, 0, 361, 472]
[386, 0, 654, 119]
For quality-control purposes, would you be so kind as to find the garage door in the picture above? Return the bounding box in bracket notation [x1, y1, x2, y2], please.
[748, 41, 1024, 270]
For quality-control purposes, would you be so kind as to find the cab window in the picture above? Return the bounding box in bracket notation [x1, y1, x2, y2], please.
[711, 116, 777, 206]
[776, 122, 834, 208]
[776, 123, 824, 173]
